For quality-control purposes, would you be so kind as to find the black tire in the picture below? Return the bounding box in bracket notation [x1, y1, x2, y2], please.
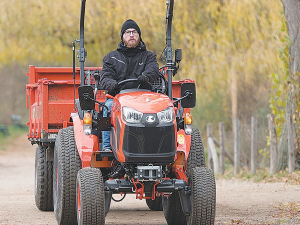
[146, 196, 163, 211]
[35, 145, 53, 211]
[76, 168, 105, 225]
[53, 126, 82, 225]
[189, 167, 216, 225]
[187, 127, 206, 175]
[163, 191, 187, 225]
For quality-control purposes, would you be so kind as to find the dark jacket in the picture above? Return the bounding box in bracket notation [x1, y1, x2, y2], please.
[100, 41, 159, 96]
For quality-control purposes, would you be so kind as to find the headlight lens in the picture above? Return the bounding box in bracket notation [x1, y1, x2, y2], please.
[123, 107, 143, 123]
[157, 107, 174, 123]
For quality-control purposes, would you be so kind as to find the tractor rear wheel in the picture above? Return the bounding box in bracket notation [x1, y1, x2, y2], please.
[163, 191, 187, 225]
[188, 167, 216, 225]
[76, 167, 105, 225]
[186, 127, 205, 175]
[53, 126, 82, 225]
[146, 196, 163, 211]
[35, 145, 53, 211]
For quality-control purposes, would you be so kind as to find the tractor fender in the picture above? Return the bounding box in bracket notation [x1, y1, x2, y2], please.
[176, 129, 191, 168]
[71, 113, 99, 168]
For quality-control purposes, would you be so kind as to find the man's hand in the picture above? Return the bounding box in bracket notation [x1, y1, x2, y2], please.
[108, 81, 118, 91]
[137, 73, 149, 84]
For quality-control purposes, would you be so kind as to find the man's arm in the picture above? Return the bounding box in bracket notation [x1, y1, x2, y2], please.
[143, 52, 160, 82]
[100, 55, 118, 91]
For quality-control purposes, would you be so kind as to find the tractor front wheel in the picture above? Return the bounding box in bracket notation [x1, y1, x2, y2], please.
[146, 196, 163, 211]
[35, 145, 53, 211]
[76, 167, 105, 225]
[163, 191, 187, 225]
[188, 167, 216, 225]
[53, 127, 82, 225]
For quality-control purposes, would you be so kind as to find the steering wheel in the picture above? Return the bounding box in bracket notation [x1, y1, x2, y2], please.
[117, 78, 153, 90]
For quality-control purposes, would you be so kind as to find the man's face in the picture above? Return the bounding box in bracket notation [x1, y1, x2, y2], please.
[122, 28, 140, 48]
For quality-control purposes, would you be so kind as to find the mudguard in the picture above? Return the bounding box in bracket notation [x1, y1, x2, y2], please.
[71, 112, 99, 168]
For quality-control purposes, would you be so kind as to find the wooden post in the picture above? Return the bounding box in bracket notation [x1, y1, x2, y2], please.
[251, 117, 257, 175]
[268, 114, 278, 175]
[206, 123, 220, 173]
[286, 113, 295, 173]
[234, 118, 240, 175]
[219, 122, 225, 174]
[213, 138, 234, 165]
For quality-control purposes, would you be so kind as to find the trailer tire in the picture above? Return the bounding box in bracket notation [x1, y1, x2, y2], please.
[189, 167, 216, 225]
[146, 196, 163, 211]
[187, 127, 205, 175]
[76, 168, 105, 225]
[35, 145, 53, 211]
[53, 127, 82, 225]
[163, 191, 187, 225]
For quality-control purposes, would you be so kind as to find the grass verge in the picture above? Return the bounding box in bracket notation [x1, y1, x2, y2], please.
[0, 125, 28, 151]
[215, 166, 300, 185]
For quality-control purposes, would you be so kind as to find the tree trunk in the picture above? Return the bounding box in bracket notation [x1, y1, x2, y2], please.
[231, 59, 238, 137]
[279, 0, 300, 169]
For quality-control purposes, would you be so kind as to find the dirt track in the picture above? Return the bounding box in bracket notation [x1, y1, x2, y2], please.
[0, 134, 299, 225]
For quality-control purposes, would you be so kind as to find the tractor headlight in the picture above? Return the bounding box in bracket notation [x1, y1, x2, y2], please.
[157, 107, 174, 123]
[123, 107, 143, 123]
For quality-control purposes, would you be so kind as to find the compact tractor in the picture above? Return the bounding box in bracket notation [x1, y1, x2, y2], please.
[26, 0, 216, 224]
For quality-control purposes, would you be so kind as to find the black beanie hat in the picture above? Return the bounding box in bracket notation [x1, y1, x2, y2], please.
[120, 19, 141, 39]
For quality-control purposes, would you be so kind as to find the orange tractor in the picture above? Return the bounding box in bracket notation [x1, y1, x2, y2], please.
[27, 0, 216, 224]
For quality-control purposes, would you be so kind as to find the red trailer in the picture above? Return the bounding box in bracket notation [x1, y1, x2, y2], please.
[26, 66, 104, 144]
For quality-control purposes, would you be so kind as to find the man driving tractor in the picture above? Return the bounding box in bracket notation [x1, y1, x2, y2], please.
[100, 19, 160, 151]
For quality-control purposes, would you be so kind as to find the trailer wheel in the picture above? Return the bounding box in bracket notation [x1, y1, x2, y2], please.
[76, 168, 105, 225]
[146, 196, 163, 211]
[163, 191, 187, 225]
[35, 145, 53, 211]
[188, 167, 216, 225]
[187, 127, 205, 175]
[53, 127, 82, 225]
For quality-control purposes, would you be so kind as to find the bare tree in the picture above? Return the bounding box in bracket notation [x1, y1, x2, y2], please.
[279, 0, 300, 169]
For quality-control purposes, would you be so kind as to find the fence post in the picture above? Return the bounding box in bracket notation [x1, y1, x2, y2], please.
[206, 123, 220, 173]
[234, 118, 240, 175]
[251, 116, 257, 175]
[219, 122, 225, 174]
[268, 114, 278, 175]
[286, 113, 295, 173]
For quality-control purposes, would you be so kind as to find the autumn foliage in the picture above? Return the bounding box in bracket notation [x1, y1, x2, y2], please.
[0, 0, 285, 132]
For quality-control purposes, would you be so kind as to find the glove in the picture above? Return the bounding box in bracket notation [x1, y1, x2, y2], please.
[108, 81, 118, 91]
[137, 73, 149, 84]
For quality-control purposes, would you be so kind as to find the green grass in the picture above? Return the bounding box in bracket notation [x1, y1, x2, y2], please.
[0, 125, 28, 151]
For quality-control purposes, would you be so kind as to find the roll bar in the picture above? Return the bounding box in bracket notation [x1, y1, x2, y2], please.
[79, 0, 87, 86]
[78, 0, 176, 94]
[166, 0, 174, 99]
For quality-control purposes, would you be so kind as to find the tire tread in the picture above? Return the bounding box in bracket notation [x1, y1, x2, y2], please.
[77, 167, 105, 225]
[54, 126, 81, 225]
[187, 127, 206, 175]
[190, 167, 216, 225]
[35, 145, 53, 211]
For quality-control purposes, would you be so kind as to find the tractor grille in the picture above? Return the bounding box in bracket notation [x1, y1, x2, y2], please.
[122, 124, 175, 163]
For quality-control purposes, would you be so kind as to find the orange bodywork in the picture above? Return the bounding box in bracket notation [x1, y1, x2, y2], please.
[110, 91, 176, 162]
[26, 66, 195, 177]
[172, 129, 192, 183]
[72, 113, 100, 168]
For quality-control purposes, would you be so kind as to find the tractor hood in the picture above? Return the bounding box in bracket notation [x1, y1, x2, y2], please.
[116, 91, 173, 113]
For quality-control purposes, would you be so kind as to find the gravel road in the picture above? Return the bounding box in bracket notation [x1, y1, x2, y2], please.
[0, 134, 299, 224]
